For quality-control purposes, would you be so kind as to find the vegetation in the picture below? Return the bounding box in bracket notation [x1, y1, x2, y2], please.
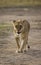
[0, 24, 13, 36]
[0, 0, 41, 7]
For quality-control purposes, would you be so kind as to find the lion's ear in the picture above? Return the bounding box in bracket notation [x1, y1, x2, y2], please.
[23, 20, 28, 23]
[23, 20, 26, 23]
[13, 20, 16, 23]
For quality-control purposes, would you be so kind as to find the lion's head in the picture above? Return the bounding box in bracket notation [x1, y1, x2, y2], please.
[13, 19, 29, 34]
[13, 19, 24, 34]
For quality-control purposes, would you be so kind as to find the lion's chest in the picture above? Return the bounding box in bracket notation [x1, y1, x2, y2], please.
[14, 32, 26, 41]
[14, 33, 22, 39]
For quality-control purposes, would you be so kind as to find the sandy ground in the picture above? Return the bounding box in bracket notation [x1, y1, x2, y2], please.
[0, 8, 41, 65]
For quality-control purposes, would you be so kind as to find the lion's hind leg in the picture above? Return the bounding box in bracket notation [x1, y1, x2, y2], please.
[20, 39, 30, 53]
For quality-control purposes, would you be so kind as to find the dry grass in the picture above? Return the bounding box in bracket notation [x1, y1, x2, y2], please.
[0, 0, 41, 7]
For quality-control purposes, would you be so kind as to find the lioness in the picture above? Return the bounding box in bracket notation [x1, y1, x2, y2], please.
[12, 19, 30, 53]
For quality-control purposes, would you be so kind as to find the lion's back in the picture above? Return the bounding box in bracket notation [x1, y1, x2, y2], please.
[23, 20, 30, 33]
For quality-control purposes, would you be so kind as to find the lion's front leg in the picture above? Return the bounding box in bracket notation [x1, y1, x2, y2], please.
[19, 39, 24, 53]
[19, 39, 27, 52]
[15, 37, 20, 53]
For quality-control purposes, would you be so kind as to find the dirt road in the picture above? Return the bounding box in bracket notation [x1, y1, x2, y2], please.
[0, 8, 41, 65]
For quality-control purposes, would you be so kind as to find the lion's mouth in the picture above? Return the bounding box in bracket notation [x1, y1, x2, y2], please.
[17, 31, 21, 34]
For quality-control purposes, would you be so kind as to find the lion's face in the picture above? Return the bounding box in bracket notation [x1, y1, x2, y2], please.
[13, 19, 23, 34]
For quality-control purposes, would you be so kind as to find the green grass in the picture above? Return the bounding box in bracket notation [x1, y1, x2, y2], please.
[0, 24, 13, 36]
[0, 24, 12, 30]
[0, 0, 41, 7]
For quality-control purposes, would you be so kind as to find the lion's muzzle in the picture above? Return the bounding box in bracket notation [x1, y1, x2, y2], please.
[17, 31, 21, 34]
[15, 25, 22, 34]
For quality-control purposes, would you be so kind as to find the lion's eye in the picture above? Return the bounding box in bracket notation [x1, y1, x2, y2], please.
[15, 25, 22, 29]
[15, 25, 18, 28]
[20, 25, 22, 28]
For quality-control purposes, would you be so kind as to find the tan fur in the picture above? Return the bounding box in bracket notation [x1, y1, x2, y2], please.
[12, 19, 30, 53]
